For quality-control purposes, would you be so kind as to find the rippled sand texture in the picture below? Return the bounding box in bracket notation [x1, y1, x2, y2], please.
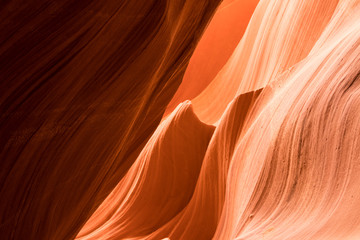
[2, 0, 360, 239]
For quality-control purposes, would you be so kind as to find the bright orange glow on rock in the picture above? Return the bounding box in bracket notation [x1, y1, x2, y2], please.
[1, 0, 360, 239]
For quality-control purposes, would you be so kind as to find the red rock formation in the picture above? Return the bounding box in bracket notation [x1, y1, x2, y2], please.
[0, 0, 220, 239]
[77, 102, 214, 240]
[145, 89, 262, 240]
[214, 2, 360, 237]
[164, 0, 259, 115]
[2, 0, 360, 239]
[79, 0, 360, 239]
[192, 0, 339, 124]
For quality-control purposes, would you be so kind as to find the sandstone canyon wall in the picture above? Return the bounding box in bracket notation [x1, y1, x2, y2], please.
[1, 0, 360, 239]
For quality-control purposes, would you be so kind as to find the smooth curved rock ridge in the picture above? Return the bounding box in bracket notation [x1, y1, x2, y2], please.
[145, 89, 263, 240]
[76, 102, 215, 240]
[78, 88, 262, 240]
[2, 0, 360, 239]
[164, 0, 259, 116]
[91, 0, 360, 238]
[192, 0, 340, 124]
[213, 1, 360, 238]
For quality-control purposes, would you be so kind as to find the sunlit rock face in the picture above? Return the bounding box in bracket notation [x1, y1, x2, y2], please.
[1, 0, 360, 239]
[164, 0, 259, 116]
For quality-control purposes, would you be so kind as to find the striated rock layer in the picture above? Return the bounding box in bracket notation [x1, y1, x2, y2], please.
[79, 0, 360, 239]
[0, 0, 221, 239]
[164, 0, 259, 115]
[2, 0, 360, 239]
[77, 102, 215, 240]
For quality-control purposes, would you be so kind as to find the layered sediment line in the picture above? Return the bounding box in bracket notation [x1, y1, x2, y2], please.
[0, 0, 221, 239]
[2, 0, 360, 239]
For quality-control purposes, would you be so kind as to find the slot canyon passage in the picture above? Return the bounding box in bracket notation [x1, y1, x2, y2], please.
[0, 0, 360, 239]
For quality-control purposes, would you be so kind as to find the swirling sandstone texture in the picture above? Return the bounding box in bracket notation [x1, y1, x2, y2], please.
[0, 0, 220, 239]
[1, 0, 360, 239]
